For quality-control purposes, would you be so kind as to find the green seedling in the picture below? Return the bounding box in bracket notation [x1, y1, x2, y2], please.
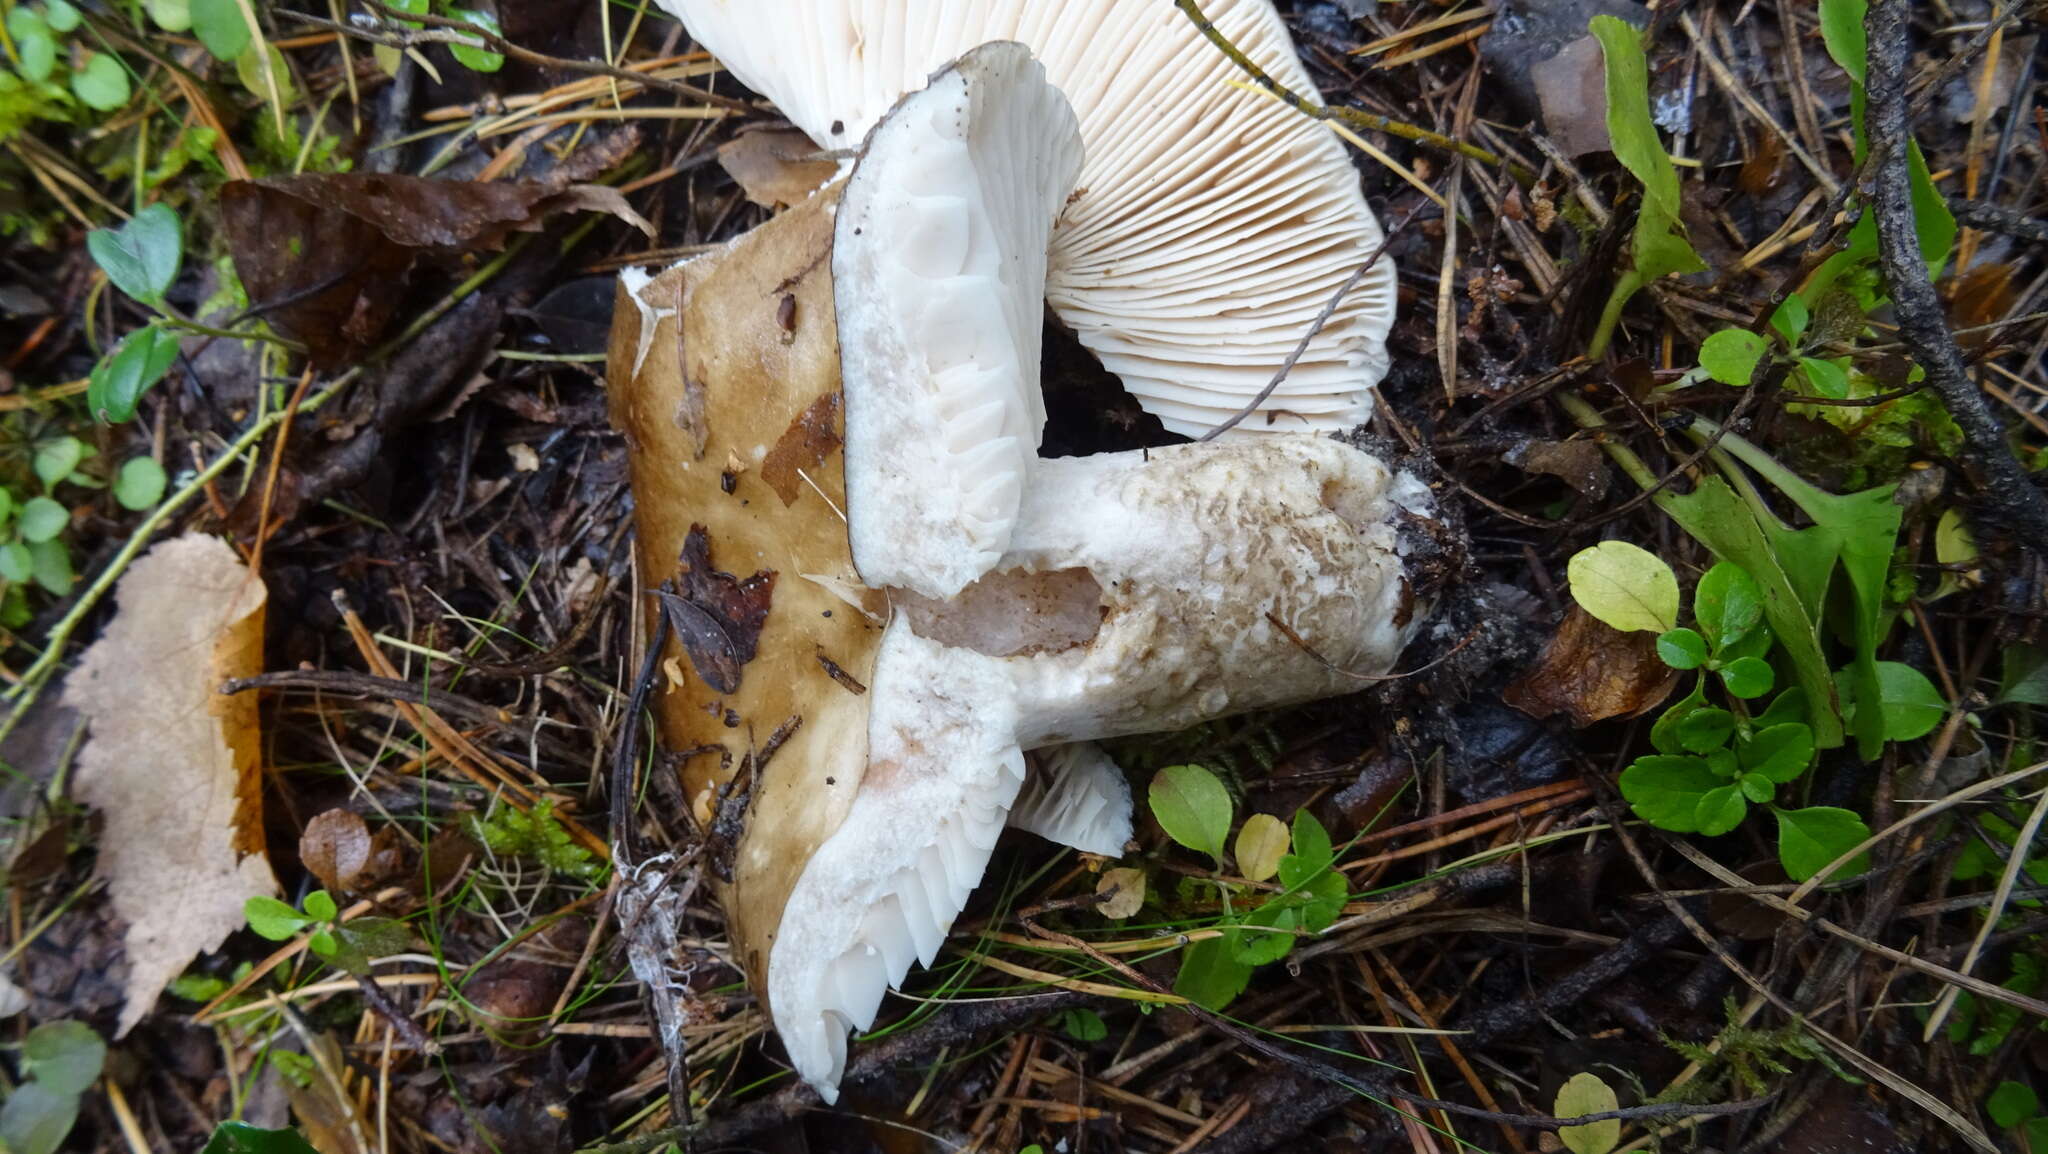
[244, 889, 414, 976]
[0, 1020, 106, 1154]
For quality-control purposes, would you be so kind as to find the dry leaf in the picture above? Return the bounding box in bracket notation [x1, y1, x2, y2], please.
[1096, 868, 1146, 919]
[717, 126, 840, 209]
[655, 524, 777, 695]
[66, 533, 275, 1036]
[1504, 439, 1608, 499]
[300, 809, 370, 895]
[1503, 605, 1678, 728]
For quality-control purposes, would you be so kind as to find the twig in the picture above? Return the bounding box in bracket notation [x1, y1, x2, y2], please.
[1865, 0, 2048, 548]
[1949, 198, 2048, 243]
[353, 972, 440, 1055]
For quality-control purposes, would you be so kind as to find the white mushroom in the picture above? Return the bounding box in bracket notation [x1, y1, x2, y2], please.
[609, 43, 1427, 1101]
[661, 0, 1398, 438]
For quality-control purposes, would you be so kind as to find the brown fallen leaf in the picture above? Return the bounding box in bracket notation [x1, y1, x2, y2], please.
[1504, 438, 1609, 499]
[656, 524, 777, 694]
[221, 174, 653, 367]
[758, 391, 844, 505]
[65, 533, 275, 1036]
[1533, 35, 1610, 156]
[300, 809, 374, 895]
[718, 126, 841, 209]
[1503, 605, 1678, 728]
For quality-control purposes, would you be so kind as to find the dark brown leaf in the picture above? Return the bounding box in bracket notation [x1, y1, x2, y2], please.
[221, 174, 650, 367]
[1504, 439, 1608, 499]
[759, 392, 844, 505]
[300, 808, 371, 895]
[1504, 606, 1678, 727]
[660, 525, 776, 694]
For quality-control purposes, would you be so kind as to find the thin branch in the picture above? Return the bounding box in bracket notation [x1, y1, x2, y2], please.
[1865, 0, 2048, 548]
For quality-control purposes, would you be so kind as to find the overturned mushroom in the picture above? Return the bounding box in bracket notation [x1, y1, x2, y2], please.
[658, 0, 1398, 437]
[610, 45, 1428, 1098]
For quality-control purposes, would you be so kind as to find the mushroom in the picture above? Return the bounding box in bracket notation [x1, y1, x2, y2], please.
[660, 0, 1398, 438]
[609, 43, 1429, 1098]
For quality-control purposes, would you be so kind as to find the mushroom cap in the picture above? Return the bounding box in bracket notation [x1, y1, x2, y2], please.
[664, 0, 1398, 438]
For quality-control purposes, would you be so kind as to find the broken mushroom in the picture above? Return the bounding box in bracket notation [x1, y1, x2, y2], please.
[658, 0, 1398, 438]
[610, 44, 1428, 1098]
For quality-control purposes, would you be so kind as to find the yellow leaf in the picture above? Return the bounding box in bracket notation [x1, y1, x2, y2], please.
[1233, 813, 1290, 882]
[1555, 1070, 1621, 1154]
[1567, 541, 1678, 633]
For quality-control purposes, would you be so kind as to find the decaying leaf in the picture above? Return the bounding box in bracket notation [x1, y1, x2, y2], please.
[1504, 605, 1679, 727]
[221, 174, 652, 367]
[1096, 868, 1145, 919]
[1504, 438, 1608, 499]
[65, 533, 274, 1035]
[717, 126, 841, 210]
[759, 391, 844, 505]
[656, 524, 777, 694]
[300, 809, 369, 896]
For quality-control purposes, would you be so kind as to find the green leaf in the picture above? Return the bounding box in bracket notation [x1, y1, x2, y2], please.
[27, 540, 70, 595]
[1740, 723, 1815, 783]
[1694, 562, 1764, 652]
[1294, 869, 1348, 933]
[1174, 931, 1252, 1011]
[1060, 1008, 1108, 1042]
[1770, 294, 1810, 344]
[233, 41, 295, 104]
[1232, 902, 1299, 966]
[301, 889, 337, 921]
[244, 895, 308, 940]
[0, 543, 32, 584]
[1718, 656, 1774, 699]
[1233, 813, 1288, 883]
[1567, 540, 1679, 633]
[88, 324, 181, 423]
[8, 9, 56, 83]
[22, 1021, 105, 1096]
[147, 0, 193, 32]
[42, 1, 80, 33]
[1650, 677, 1708, 754]
[33, 437, 84, 489]
[1555, 1071, 1621, 1154]
[1656, 627, 1706, 669]
[190, 0, 251, 61]
[1738, 772, 1776, 804]
[1796, 356, 1850, 400]
[201, 1122, 324, 1154]
[1675, 707, 1734, 753]
[71, 52, 131, 112]
[1987, 1081, 2039, 1129]
[308, 929, 337, 957]
[0, 1080, 81, 1154]
[1843, 661, 1945, 743]
[1755, 687, 1808, 728]
[18, 497, 67, 543]
[1699, 329, 1767, 386]
[87, 203, 182, 305]
[1619, 755, 1719, 833]
[1592, 15, 1675, 216]
[2026, 1118, 2048, 1152]
[1773, 805, 1871, 883]
[335, 916, 412, 960]
[1288, 809, 1333, 874]
[1997, 644, 2048, 706]
[1705, 748, 1739, 779]
[1818, 0, 1867, 84]
[1693, 785, 1747, 837]
[113, 457, 166, 510]
[447, 9, 505, 72]
[1148, 765, 1232, 866]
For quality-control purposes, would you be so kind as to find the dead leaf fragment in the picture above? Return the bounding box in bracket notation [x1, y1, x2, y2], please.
[1503, 605, 1678, 728]
[1504, 439, 1609, 499]
[66, 533, 275, 1036]
[1097, 868, 1145, 919]
[656, 524, 776, 694]
[758, 392, 843, 505]
[1533, 36, 1610, 156]
[221, 174, 652, 367]
[717, 126, 840, 209]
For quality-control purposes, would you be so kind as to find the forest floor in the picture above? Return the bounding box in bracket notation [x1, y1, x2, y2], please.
[0, 1, 2044, 1153]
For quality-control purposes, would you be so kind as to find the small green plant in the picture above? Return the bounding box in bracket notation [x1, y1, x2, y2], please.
[472, 797, 604, 882]
[1986, 1080, 2048, 1151]
[1659, 997, 1855, 1103]
[0, 1020, 106, 1154]
[1573, 543, 1946, 882]
[1146, 764, 1347, 1010]
[84, 203, 185, 423]
[5, 0, 131, 113]
[1554, 1071, 1621, 1154]
[244, 889, 414, 975]
[1939, 949, 2045, 1057]
[200, 1121, 322, 1154]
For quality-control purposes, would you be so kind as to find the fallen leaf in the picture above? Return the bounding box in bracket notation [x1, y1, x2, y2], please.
[65, 533, 274, 1036]
[221, 174, 652, 367]
[300, 809, 370, 895]
[1533, 36, 1610, 156]
[1096, 868, 1145, 918]
[1504, 605, 1679, 727]
[717, 126, 840, 209]
[656, 524, 776, 694]
[758, 391, 843, 505]
[1504, 439, 1608, 499]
